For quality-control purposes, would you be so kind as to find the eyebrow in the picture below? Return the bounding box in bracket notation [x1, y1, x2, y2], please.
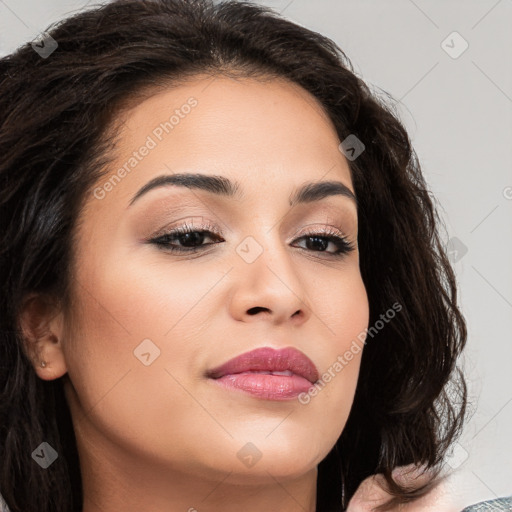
[128, 173, 357, 208]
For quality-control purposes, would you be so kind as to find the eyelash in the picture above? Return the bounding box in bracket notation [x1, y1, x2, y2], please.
[148, 221, 355, 258]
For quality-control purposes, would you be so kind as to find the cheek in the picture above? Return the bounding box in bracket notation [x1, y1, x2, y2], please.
[298, 270, 368, 422]
[61, 255, 209, 456]
[62, 248, 223, 413]
[309, 266, 369, 351]
[89, 245, 228, 334]
[331, 272, 369, 382]
[71, 245, 220, 343]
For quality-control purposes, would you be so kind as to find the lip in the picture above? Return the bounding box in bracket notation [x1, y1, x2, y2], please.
[206, 346, 319, 400]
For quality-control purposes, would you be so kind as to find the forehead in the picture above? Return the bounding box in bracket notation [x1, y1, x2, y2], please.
[85, 75, 354, 220]
[117, 73, 339, 146]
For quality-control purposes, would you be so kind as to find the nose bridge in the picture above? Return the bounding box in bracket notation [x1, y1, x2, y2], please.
[233, 219, 308, 305]
[236, 214, 288, 271]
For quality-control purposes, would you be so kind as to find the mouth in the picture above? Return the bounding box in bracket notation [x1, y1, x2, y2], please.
[206, 346, 319, 400]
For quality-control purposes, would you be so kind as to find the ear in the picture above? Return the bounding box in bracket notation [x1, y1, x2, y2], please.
[18, 292, 68, 381]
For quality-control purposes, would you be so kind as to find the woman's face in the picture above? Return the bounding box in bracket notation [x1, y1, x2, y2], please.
[59, 75, 369, 486]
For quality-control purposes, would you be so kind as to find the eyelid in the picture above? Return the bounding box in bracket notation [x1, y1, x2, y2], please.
[146, 216, 356, 259]
[149, 216, 221, 239]
[293, 222, 350, 241]
[148, 218, 355, 250]
[148, 213, 356, 247]
[149, 219, 353, 244]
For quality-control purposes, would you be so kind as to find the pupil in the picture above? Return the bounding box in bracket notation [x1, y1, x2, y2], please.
[307, 236, 327, 251]
[180, 232, 204, 247]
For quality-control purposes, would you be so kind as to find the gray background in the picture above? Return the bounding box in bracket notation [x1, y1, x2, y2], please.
[0, 0, 510, 508]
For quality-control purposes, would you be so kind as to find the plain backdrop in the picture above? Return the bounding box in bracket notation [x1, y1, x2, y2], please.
[0, 0, 511, 509]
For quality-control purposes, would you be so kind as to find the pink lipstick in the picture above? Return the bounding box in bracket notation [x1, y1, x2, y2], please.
[206, 346, 319, 400]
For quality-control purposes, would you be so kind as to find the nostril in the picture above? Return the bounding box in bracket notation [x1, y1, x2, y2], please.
[247, 306, 268, 315]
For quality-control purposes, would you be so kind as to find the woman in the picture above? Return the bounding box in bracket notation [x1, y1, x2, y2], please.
[0, 0, 504, 510]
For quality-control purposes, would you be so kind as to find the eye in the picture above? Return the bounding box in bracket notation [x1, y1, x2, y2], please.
[147, 222, 355, 258]
[292, 225, 355, 258]
[148, 221, 222, 254]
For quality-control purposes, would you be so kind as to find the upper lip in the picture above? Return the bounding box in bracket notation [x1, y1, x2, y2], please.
[206, 346, 319, 384]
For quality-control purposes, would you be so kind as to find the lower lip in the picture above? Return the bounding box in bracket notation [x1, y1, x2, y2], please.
[209, 373, 315, 400]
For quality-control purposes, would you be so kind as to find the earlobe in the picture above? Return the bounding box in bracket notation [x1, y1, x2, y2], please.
[18, 293, 68, 381]
[31, 331, 69, 381]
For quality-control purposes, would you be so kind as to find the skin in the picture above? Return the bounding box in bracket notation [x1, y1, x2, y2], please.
[19, 75, 448, 511]
[347, 467, 459, 511]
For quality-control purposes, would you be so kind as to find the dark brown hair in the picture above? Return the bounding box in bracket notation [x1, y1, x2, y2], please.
[0, 1, 467, 511]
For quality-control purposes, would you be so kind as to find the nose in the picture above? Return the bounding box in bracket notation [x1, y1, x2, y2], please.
[227, 235, 312, 326]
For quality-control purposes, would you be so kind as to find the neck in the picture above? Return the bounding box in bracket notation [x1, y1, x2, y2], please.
[80, 452, 318, 512]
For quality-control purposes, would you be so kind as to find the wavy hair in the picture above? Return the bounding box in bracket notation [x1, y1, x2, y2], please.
[0, 1, 467, 510]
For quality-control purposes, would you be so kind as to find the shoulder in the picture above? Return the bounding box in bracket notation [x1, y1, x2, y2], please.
[346, 465, 512, 512]
[347, 465, 451, 511]
[460, 497, 512, 511]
